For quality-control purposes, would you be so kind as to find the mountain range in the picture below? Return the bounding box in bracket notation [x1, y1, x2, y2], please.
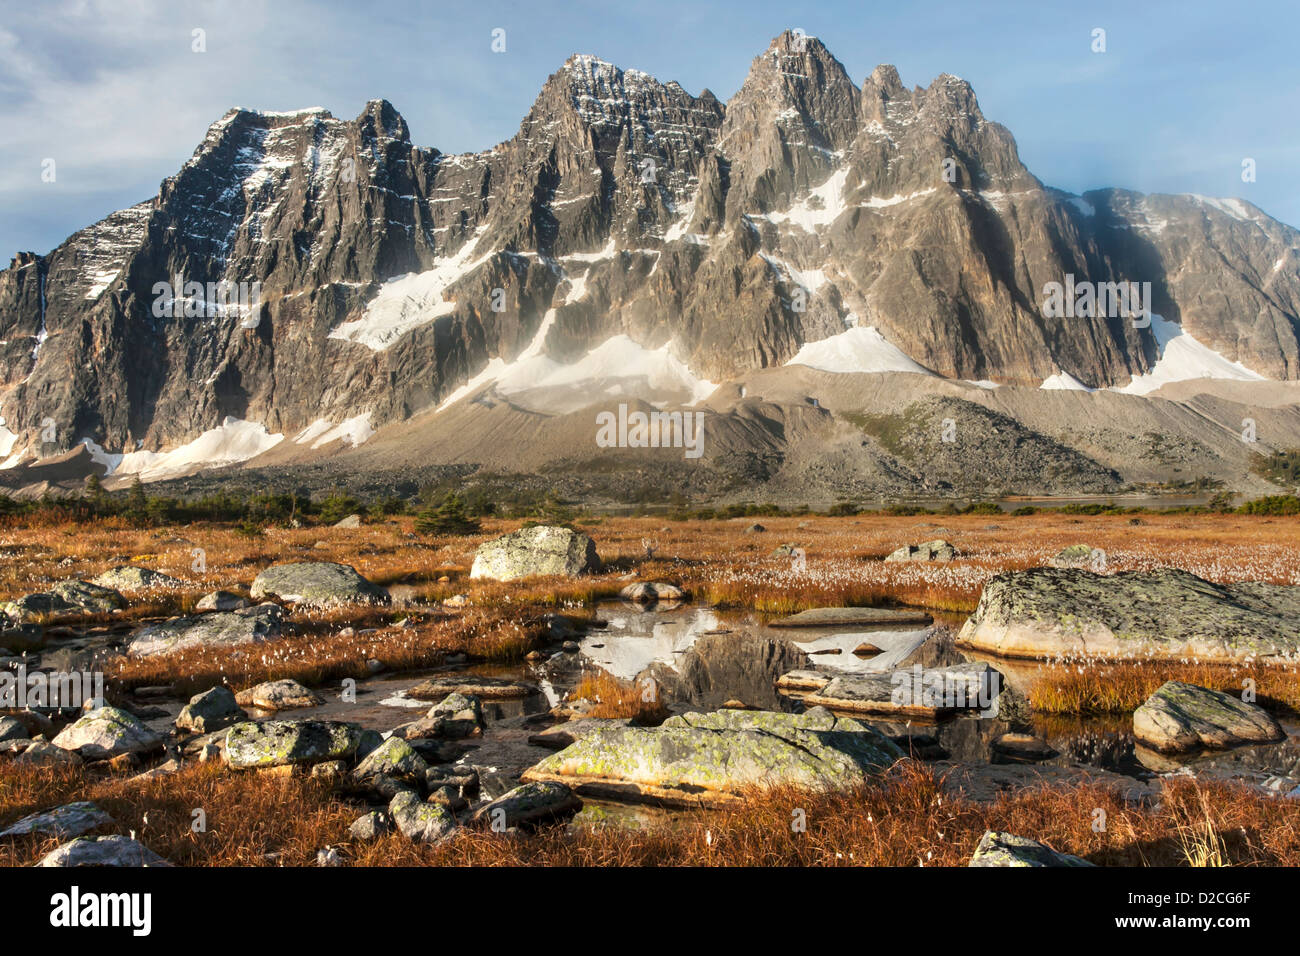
[2, 30, 1298, 502]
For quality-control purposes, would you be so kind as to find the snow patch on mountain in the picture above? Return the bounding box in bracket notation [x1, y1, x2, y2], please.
[294, 413, 376, 449]
[1115, 314, 1265, 395]
[1040, 371, 1094, 391]
[80, 418, 284, 481]
[785, 326, 933, 375]
[329, 227, 489, 350]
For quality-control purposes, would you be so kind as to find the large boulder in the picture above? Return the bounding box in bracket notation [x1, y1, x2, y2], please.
[127, 603, 282, 658]
[51, 706, 163, 761]
[959, 567, 1300, 663]
[250, 562, 388, 607]
[968, 831, 1094, 867]
[521, 707, 903, 807]
[224, 719, 364, 769]
[175, 686, 246, 734]
[1133, 681, 1286, 753]
[884, 539, 956, 563]
[38, 835, 171, 867]
[469, 526, 600, 581]
[90, 566, 185, 591]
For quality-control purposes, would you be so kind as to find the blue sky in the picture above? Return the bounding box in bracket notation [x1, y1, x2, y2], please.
[2, 0, 1298, 258]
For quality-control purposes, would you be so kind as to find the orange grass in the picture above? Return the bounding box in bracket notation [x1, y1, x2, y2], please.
[2, 760, 1298, 867]
[1028, 660, 1300, 716]
[568, 670, 670, 723]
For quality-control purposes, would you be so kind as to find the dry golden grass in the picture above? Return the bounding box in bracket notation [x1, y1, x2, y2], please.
[3, 760, 1298, 867]
[1028, 661, 1300, 716]
[568, 670, 670, 723]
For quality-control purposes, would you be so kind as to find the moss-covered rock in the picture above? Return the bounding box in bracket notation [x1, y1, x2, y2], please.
[959, 567, 1300, 662]
[388, 791, 455, 843]
[224, 719, 364, 769]
[250, 562, 389, 606]
[470, 526, 600, 581]
[51, 706, 163, 761]
[1133, 681, 1286, 753]
[521, 706, 903, 807]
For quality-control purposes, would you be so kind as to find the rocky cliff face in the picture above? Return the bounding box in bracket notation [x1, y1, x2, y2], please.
[1, 30, 1297, 472]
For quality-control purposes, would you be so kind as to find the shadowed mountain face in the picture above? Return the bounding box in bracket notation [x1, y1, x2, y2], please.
[1, 30, 1298, 474]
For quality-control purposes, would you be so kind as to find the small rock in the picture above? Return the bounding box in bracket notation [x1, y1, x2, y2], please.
[968, 831, 1094, 867]
[195, 590, 251, 612]
[469, 782, 583, 829]
[38, 835, 171, 867]
[349, 810, 392, 841]
[175, 686, 246, 734]
[236, 678, 324, 711]
[51, 706, 164, 761]
[388, 791, 456, 843]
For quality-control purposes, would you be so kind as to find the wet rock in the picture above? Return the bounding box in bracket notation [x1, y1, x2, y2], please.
[51, 706, 164, 761]
[968, 831, 1094, 867]
[175, 686, 246, 734]
[1133, 681, 1286, 753]
[407, 674, 537, 700]
[884, 539, 956, 563]
[798, 662, 1001, 718]
[127, 603, 283, 657]
[959, 567, 1300, 662]
[195, 590, 251, 612]
[0, 801, 114, 840]
[388, 791, 455, 843]
[38, 835, 172, 867]
[469, 525, 600, 581]
[250, 562, 389, 606]
[769, 606, 932, 628]
[521, 707, 903, 808]
[619, 582, 685, 605]
[1049, 544, 1108, 570]
[236, 678, 324, 712]
[349, 810, 392, 841]
[469, 781, 582, 829]
[853, 642, 884, 656]
[225, 719, 364, 769]
[90, 566, 186, 591]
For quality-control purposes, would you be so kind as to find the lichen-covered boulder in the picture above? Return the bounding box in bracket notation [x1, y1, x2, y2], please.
[1133, 681, 1286, 753]
[470, 526, 600, 581]
[38, 835, 171, 867]
[236, 679, 324, 711]
[388, 791, 456, 843]
[884, 539, 956, 562]
[90, 566, 186, 591]
[1049, 544, 1108, 570]
[2, 580, 125, 623]
[224, 719, 364, 769]
[521, 707, 903, 807]
[250, 562, 389, 607]
[195, 590, 251, 612]
[127, 603, 282, 657]
[175, 686, 246, 734]
[469, 782, 582, 829]
[968, 831, 1094, 867]
[959, 567, 1300, 663]
[0, 801, 114, 840]
[51, 706, 163, 761]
